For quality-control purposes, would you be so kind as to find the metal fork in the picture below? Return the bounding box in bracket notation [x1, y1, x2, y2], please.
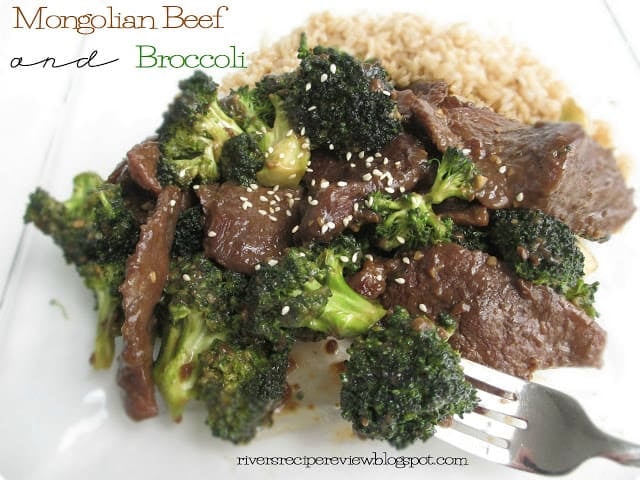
[435, 359, 640, 475]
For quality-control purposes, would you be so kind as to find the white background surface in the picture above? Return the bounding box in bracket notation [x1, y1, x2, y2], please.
[1, 1, 639, 479]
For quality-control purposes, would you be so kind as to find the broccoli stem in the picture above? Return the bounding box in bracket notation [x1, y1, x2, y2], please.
[153, 310, 221, 421]
[311, 250, 387, 337]
[90, 285, 120, 370]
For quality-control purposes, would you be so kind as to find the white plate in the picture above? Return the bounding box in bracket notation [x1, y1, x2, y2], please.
[2, 1, 640, 479]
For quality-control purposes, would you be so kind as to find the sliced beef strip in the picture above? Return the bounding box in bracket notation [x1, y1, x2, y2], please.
[380, 243, 606, 379]
[125, 138, 162, 195]
[117, 185, 188, 420]
[197, 182, 302, 274]
[399, 82, 635, 240]
[296, 133, 430, 243]
[347, 255, 389, 300]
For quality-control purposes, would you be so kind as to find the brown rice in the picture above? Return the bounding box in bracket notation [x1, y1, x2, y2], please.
[221, 12, 569, 124]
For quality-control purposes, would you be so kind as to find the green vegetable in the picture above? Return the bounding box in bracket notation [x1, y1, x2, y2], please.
[220, 87, 310, 187]
[153, 253, 248, 421]
[196, 339, 289, 444]
[341, 306, 478, 449]
[368, 147, 479, 250]
[255, 34, 402, 158]
[156, 71, 243, 188]
[487, 208, 598, 317]
[246, 234, 386, 349]
[24, 172, 139, 369]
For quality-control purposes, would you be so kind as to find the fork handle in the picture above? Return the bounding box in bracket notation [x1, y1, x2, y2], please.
[599, 433, 640, 467]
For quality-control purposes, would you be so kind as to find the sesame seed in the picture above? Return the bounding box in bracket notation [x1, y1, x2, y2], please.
[515, 192, 524, 202]
[342, 217, 350, 227]
[259, 195, 268, 202]
[267, 259, 279, 267]
[385, 187, 395, 194]
[305, 82, 311, 91]
[340, 255, 350, 263]
[242, 201, 253, 210]
[291, 225, 300, 233]
[352, 252, 359, 263]
[268, 215, 278, 222]
[396, 235, 406, 245]
[365, 254, 374, 261]
[418, 303, 428, 313]
[498, 165, 507, 174]
[182, 274, 191, 282]
[258, 209, 268, 216]
[254, 264, 261, 271]
[346, 152, 353, 161]
[281, 305, 291, 316]
[362, 173, 373, 181]
[178, 169, 187, 178]
[148, 271, 157, 283]
[286, 129, 293, 137]
[329, 144, 334, 150]
[330, 63, 336, 74]
[359, 151, 365, 159]
[207, 230, 217, 238]
[320, 73, 328, 82]
[307, 105, 317, 111]
[192, 184, 200, 190]
[320, 180, 330, 189]
[300, 127, 306, 136]
[402, 257, 411, 264]
[337, 181, 348, 187]
[169, 199, 177, 207]
[326, 221, 336, 230]
[382, 90, 391, 96]
[394, 277, 406, 284]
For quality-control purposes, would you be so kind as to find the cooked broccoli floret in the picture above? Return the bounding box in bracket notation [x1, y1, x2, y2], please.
[487, 208, 584, 291]
[564, 278, 599, 318]
[261, 34, 401, 158]
[246, 234, 386, 349]
[195, 339, 289, 444]
[172, 206, 206, 257]
[368, 147, 479, 250]
[486, 208, 599, 317]
[24, 172, 139, 369]
[78, 261, 125, 369]
[219, 133, 265, 187]
[340, 306, 478, 449]
[156, 71, 243, 188]
[220, 88, 310, 187]
[153, 253, 248, 421]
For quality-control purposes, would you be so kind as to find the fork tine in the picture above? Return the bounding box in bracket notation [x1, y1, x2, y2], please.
[450, 411, 517, 446]
[460, 358, 525, 397]
[473, 388, 524, 420]
[435, 423, 511, 465]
